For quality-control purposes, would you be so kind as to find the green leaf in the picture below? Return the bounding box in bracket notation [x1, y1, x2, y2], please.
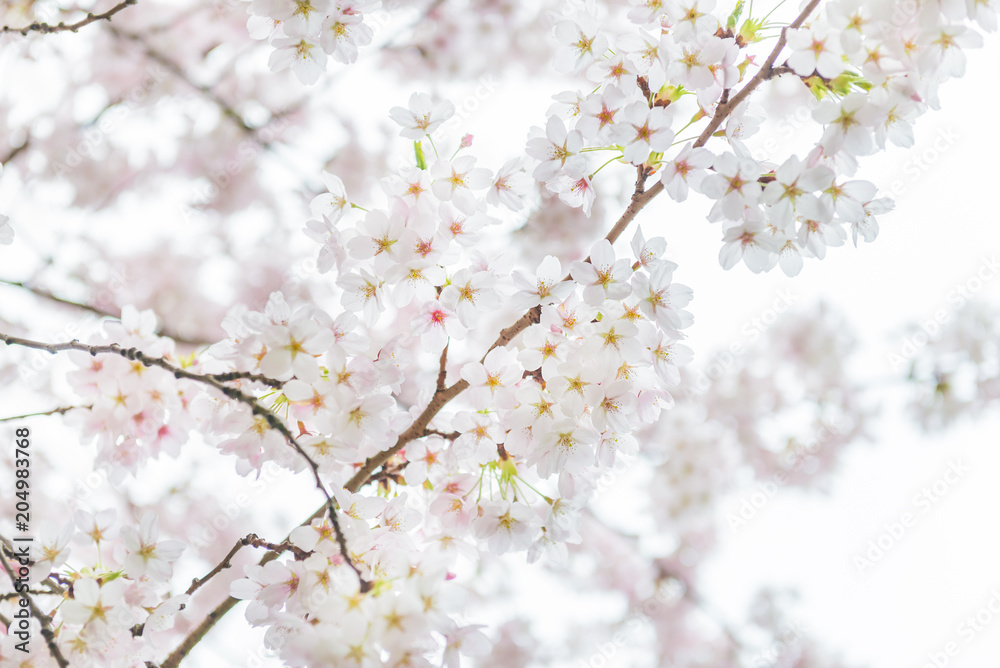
[727, 0, 745, 30]
[414, 141, 427, 170]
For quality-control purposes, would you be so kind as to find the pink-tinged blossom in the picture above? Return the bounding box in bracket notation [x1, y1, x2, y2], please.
[337, 268, 386, 326]
[796, 201, 846, 260]
[553, 16, 610, 74]
[61, 577, 130, 630]
[473, 501, 536, 554]
[531, 419, 599, 477]
[571, 239, 634, 306]
[585, 380, 637, 433]
[814, 93, 880, 156]
[309, 170, 351, 222]
[587, 52, 638, 91]
[303, 216, 347, 273]
[488, 158, 533, 211]
[268, 30, 326, 85]
[118, 512, 185, 582]
[632, 263, 694, 334]
[577, 85, 627, 142]
[431, 155, 492, 203]
[439, 268, 500, 328]
[659, 143, 714, 202]
[551, 171, 598, 216]
[260, 317, 335, 382]
[321, 5, 374, 64]
[525, 115, 587, 182]
[786, 25, 845, 79]
[413, 301, 466, 350]
[389, 92, 456, 140]
[631, 227, 668, 272]
[664, 0, 718, 39]
[460, 346, 521, 409]
[614, 102, 675, 166]
[719, 214, 782, 272]
[518, 325, 569, 380]
[30, 520, 74, 584]
[698, 152, 762, 222]
[511, 255, 574, 310]
[452, 411, 505, 465]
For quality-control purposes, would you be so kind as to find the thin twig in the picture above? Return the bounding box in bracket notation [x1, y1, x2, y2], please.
[0, 544, 69, 667]
[0, 405, 91, 423]
[202, 371, 286, 390]
[342, 0, 823, 495]
[0, 333, 367, 593]
[159, 505, 328, 668]
[2, 0, 137, 36]
[185, 533, 309, 597]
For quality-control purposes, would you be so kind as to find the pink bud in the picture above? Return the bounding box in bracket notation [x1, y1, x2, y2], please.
[461, 134, 474, 148]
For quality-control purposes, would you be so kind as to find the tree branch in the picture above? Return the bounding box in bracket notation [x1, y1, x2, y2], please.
[0, 545, 69, 668]
[694, 0, 821, 147]
[159, 505, 328, 668]
[339, 3, 825, 494]
[185, 533, 309, 598]
[0, 333, 368, 594]
[1, 0, 137, 36]
[0, 405, 91, 423]
[201, 371, 286, 390]
[435, 343, 449, 393]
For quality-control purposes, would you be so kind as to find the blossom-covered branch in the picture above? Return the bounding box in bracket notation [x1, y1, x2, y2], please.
[0, 332, 367, 591]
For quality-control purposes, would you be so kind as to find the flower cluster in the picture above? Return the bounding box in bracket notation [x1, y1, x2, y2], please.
[525, 0, 986, 275]
[249, 0, 383, 83]
[172, 82, 698, 661]
[65, 308, 200, 480]
[0, 510, 186, 667]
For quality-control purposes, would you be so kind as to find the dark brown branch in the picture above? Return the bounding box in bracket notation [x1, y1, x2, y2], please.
[0, 333, 368, 593]
[185, 534, 309, 597]
[435, 343, 449, 393]
[2, 0, 137, 36]
[160, 505, 328, 668]
[202, 371, 286, 390]
[0, 405, 91, 423]
[0, 545, 69, 667]
[341, 0, 826, 496]
[694, 0, 821, 147]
